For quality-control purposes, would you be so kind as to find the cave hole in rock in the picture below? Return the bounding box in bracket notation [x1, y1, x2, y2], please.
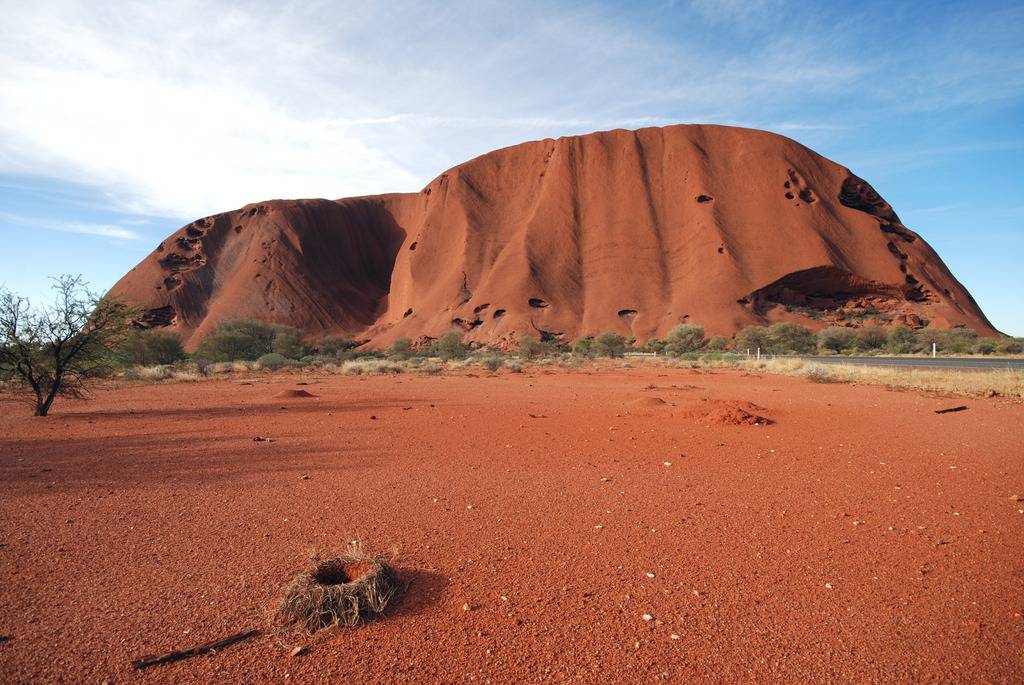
[528, 298, 549, 309]
[746, 266, 910, 313]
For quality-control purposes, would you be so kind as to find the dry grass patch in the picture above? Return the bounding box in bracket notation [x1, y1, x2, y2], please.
[745, 359, 1024, 399]
[272, 550, 399, 635]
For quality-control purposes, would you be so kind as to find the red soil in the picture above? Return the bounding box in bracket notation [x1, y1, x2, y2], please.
[275, 388, 317, 399]
[109, 125, 998, 350]
[685, 399, 774, 426]
[1, 368, 1022, 682]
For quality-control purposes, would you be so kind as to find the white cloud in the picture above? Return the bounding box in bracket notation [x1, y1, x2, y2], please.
[0, 0, 1019, 222]
[0, 212, 142, 241]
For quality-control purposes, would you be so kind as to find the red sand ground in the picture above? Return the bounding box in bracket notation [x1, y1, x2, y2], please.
[1, 368, 1022, 682]
[110, 124, 997, 350]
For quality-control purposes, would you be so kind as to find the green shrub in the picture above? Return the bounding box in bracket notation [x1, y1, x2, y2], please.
[317, 334, 357, 357]
[518, 335, 544, 360]
[705, 336, 729, 351]
[482, 355, 503, 372]
[388, 337, 414, 360]
[257, 352, 293, 370]
[998, 338, 1024, 354]
[918, 328, 977, 355]
[572, 337, 594, 357]
[816, 327, 854, 354]
[664, 324, 706, 356]
[973, 338, 998, 355]
[120, 329, 186, 366]
[196, 320, 308, 362]
[766, 322, 816, 354]
[196, 327, 269, 362]
[644, 337, 666, 354]
[734, 326, 771, 354]
[592, 332, 626, 357]
[272, 326, 307, 358]
[855, 326, 888, 352]
[431, 330, 467, 360]
[886, 326, 918, 354]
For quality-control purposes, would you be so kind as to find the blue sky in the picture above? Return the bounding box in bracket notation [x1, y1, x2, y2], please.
[1, 0, 1021, 334]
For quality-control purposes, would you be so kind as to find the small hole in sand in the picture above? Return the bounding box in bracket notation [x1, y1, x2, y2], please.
[618, 309, 638, 318]
[696, 195, 714, 203]
[528, 298, 549, 309]
[403, 308, 413, 318]
[409, 241, 417, 251]
[312, 560, 372, 586]
[493, 309, 506, 318]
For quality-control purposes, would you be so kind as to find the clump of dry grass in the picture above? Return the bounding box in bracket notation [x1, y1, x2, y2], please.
[340, 359, 404, 375]
[746, 359, 1024, 398]
[126, 364, 173, 381]
[418, 361, 444, 375]
[803, 364, 843, 384]
[272, 550, 399, 634]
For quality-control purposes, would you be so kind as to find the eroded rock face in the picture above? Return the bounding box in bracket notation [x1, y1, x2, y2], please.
[110, 124, 998, 349]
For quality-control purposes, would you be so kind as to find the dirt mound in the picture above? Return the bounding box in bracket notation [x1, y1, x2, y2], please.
[275, 389, 317, 399]
[687, 400, 773, 426]
[110, 124, 998, 350]
[627, 396, 669, 410]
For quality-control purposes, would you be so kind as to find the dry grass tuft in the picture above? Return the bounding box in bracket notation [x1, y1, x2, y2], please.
[272, 549, 399, 634]
[340, 359, 404, 375]
[803, 364, 843, 384]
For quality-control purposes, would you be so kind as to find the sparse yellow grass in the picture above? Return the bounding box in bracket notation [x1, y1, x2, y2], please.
[735, 358, 1024, 399]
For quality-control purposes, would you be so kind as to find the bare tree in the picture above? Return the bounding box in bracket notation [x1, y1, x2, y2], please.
[0, 275, 136, 416]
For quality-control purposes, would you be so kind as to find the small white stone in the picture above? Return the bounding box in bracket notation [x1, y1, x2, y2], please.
[646, 572, 655, 579]
[642, 614, 654, 622]
[670, 634, 680, 640]
[824, 583, 834, 590]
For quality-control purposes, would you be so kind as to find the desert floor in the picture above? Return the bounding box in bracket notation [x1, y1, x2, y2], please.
[1, 367, 1022, 683]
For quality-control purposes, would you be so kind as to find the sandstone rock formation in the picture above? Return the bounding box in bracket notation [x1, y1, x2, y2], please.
[110, 124, 997, 349]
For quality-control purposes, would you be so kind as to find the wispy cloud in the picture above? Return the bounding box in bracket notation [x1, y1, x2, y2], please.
[0, 1, 1020, 220]
[0, 212, 142, 241]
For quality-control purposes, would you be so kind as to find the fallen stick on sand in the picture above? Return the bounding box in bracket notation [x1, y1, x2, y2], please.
[934, 406, 969, 414]
[131, 629, 259, 669]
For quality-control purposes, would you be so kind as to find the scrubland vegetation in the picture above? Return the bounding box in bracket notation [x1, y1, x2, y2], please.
[4, 280, 1023, 415]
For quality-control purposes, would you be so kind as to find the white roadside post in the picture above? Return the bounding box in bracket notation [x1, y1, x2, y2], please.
[932, 342, 937, 358]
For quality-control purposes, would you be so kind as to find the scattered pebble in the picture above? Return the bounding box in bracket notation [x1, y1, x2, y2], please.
[825, 583, 834, 590]
[670, 634, 680, 640]
[462, 603, 471, 612]
[663, 462, 672, 467]
[642, 614, 654, 622]
[290, 646, 306, 657]
[645, 572, 655, 579]
[298, 474, 309, 480]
